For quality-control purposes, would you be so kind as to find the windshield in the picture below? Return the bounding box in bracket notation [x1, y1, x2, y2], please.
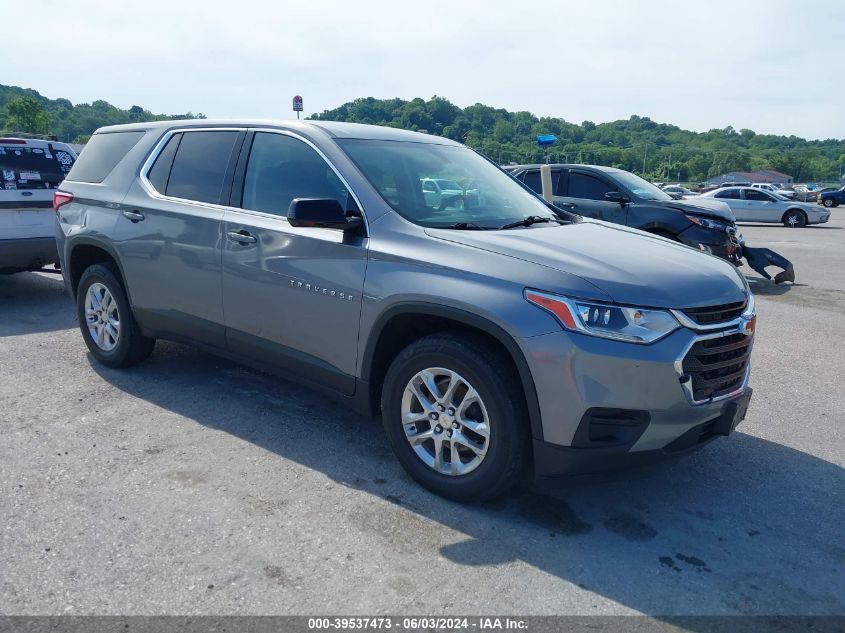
[337, 139, 560, 229]
[437, 179, 463, 191]
[612, 171, 673, 201]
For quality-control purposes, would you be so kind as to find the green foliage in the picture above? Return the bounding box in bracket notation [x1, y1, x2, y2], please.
[311, 97, 845, 183]
[0, 84, 206, 143]
[4, 96, 51, 134]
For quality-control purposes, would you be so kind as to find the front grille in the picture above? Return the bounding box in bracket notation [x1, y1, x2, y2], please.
[681, 301, 747, 325]
[682, 332, 752, 402]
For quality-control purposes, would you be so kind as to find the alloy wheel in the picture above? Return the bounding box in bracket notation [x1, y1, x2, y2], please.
[401, 367, 490, 476]
[85, 282, 121, 351]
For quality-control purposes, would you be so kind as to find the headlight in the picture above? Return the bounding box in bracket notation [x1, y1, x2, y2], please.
[525, 290, 680, 344]
[685, 214, 728, 231]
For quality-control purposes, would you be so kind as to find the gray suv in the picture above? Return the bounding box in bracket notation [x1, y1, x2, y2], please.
[56, 121, 755, 501]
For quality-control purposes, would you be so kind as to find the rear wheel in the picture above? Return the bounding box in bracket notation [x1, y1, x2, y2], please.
[823, 197, 835, 208]
[76, 262, 155, 367]
[381, 332, 531, 502]
[781, 209, 807, 228]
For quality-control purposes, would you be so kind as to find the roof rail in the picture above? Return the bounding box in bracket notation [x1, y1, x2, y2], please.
[0, 131, 59, 141]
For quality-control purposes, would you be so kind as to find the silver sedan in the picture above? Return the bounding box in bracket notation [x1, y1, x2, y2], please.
[700, 186, 831, 227]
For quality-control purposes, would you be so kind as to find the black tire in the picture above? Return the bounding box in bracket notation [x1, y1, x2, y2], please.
[381, 332, 531, 502]
[76, 262, 155, 367]
[781, 209, 807, 228]
[823, 197, 835, 208]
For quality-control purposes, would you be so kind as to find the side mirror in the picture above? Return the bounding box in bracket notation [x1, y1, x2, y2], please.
[287, 198, 363, 231]
[604, 191, 630, 204]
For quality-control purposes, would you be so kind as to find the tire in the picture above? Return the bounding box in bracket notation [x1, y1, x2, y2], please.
[76, 262, 155, 367]
[823, 197, 835, 208]
[381, 332, 531, 502]
[781, 209, 807, 228]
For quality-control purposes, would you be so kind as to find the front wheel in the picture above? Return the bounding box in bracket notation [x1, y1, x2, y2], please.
[781, 210, 807, 228]
[76, 262, 155, 367]
[823, 198, 835, 208]
[381, 332, 531, 502]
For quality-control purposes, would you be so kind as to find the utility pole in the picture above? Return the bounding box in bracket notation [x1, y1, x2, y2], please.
[642, 143, 648, 174]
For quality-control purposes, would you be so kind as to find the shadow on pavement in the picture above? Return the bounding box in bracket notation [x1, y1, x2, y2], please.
[90, 341, 845, 618]
[0, 272, 76, 337]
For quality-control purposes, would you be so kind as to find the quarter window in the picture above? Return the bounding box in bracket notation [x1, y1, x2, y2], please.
[165, 131, 240, 204]
[567, 172, 617, 200]
[146, 133, 181, 194]
[241, 132, 349, 217]
[65, 131, 144, 184]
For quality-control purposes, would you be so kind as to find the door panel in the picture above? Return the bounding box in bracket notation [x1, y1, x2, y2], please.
[556, 170, 627, 224]
[113, 129, 243, 347]
[740, 190, 780, 222]
[116, 182, 227, 346]
[221, 131, 367, 394]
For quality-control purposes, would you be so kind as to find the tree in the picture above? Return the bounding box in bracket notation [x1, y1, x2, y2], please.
[3, 95, 51, 134]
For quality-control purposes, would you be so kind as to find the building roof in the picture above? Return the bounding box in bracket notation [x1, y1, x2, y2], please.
[707, 169, 793, 183]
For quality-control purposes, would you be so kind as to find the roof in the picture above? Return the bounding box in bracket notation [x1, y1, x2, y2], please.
[506, 163, 624, 174]
[92, 119, 461, 145]
[709, 170, 793, 182]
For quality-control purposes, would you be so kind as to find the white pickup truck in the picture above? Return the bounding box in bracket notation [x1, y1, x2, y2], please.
[1, 136, 77, 273]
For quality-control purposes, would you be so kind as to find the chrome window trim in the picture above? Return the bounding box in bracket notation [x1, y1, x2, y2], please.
[138, 127, 246, 213]
[137, 126, 369, 236]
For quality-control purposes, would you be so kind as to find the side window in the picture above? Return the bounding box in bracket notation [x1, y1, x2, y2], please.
[423, 180, 437, 192]
[146, 133, 181, 194]
[568, 172, 617, 201]
[744, 188, 772, 202]
[715, 188, 740, 200]
[241, 132, 349, 217]
[522, 169, 560, 195]
[65, 131, 144, 183]
[165, 131, 240, 204]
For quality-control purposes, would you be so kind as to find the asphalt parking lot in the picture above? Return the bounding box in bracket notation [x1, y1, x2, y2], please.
[1, 214, 843, 617]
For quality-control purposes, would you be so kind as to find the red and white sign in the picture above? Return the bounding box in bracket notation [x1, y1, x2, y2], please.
[292, 95, 303, 112]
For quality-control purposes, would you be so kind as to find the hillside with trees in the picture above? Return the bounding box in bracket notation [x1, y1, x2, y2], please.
[0, 84, 205, 144]
[311, 96, 845, 183]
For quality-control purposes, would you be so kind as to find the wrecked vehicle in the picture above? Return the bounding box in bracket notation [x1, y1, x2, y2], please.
[505, 163, 794, 283]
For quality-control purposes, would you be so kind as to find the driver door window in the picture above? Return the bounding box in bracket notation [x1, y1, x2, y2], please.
[241, 132, 350, 217]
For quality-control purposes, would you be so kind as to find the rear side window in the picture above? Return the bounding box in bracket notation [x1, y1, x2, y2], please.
[522, 170, 560, 195]
[1, 143, 76, 191]
[567, 172, 617, 200]
[165, 131, 240, 204]
[65, 131, 144, 183]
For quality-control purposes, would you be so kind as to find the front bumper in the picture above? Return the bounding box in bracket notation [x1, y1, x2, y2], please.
[519, 316, 754, 477]
[677, 224, 742, 264]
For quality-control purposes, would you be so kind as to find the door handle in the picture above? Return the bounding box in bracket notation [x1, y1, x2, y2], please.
[122, 210, 145, 223]
[227, 230, 257, 245]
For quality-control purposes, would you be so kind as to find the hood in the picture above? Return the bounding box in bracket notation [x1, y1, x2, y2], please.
[650, 197, 736, 222]
[426, 220, 747, 309]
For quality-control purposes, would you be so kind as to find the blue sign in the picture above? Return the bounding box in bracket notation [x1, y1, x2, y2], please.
[536, 134, 557, 147]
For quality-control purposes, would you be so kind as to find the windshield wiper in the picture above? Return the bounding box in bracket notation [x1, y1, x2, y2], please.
[446, 222, 489, 230]
[499, 215, 565, 230]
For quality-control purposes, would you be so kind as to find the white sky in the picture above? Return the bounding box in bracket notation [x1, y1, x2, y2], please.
[12, 0, 843, 140]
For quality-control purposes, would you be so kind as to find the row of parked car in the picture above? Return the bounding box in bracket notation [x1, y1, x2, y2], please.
[0, 122, 767, 500]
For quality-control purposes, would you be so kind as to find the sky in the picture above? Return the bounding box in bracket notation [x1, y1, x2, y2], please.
[10, 0, 844, 140]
